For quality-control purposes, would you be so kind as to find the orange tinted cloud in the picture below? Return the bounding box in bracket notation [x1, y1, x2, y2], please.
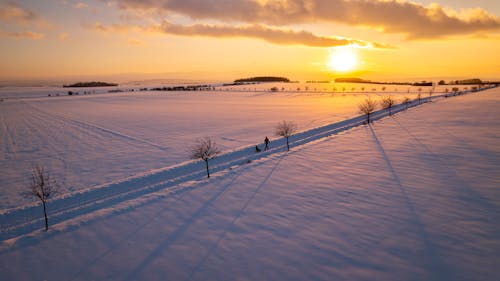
[91, 22, 132, 34]
[155, 21, 392, 48]
[0, 1, 38, 23]
[116, 0, 500, 39]
[90, 21, 392, 48]
[74, 2, 89, 9]
[0, 29, 44, 39]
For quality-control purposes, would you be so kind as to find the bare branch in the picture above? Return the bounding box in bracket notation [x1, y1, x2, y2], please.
[275, 120, 297, 138]
[29, 165, 57, 203]
[190, 137, 221, 161]
[380, 96, 395, 115]
[275, 120, 297, 151]
[190, 137, 221, 178]
[358, 98, 377, 123]
[27, 165, 58, 231]
[402, 96, 411, 109]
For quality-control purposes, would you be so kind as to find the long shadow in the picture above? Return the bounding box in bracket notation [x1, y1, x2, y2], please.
[67, 181, 202, 281]
[2, 87, 491, 242]
[122, 168, 246, 281]
[391, 116, 500, 215]
[185, 153, 287, 281]
[368, 124, 450, 281]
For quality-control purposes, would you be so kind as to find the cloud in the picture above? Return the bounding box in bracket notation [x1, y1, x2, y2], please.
[127, 38, 145, 45]
[90, 21, 392, 48]
[90, 22, 133, 34]
[58, 32, 69, 40]
[74, 2, 89, 9]
[0, 1, 38, 23]
[115, 0, 500, 39]
[0, 29, 44, 39]
[155, 21, 392, 48]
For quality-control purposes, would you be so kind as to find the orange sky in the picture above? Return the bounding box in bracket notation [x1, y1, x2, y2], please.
[0, 0, 499, 82]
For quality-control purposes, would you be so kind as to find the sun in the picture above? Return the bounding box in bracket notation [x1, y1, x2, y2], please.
[328, 47, 358, 72]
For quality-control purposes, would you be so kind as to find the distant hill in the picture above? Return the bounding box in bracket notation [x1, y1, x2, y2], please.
[63, 81, 118, 87]
[234, 76, 290, 83]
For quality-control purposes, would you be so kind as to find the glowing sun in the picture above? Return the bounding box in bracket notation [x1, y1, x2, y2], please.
[328, 47, 358, 72]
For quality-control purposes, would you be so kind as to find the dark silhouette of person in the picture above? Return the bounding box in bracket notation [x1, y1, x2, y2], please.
[255, 145, 261, 152]
[264, 136, 270, 150]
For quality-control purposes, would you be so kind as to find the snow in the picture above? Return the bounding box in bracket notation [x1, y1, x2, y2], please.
[0, 86, 498, 280]
[1, 83, 437, 210]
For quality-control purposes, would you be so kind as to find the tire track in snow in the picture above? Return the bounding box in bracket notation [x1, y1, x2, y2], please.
[368, 124, 450, 281]
[21, 106, 71, 188]
[21, 100, 170, 152]
[0, 108, 17, 160]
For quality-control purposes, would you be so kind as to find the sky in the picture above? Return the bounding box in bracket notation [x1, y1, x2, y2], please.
[0, 0, 499, 83]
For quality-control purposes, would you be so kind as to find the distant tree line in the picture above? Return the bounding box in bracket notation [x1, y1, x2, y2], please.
[335, 77, 412, 85]
[234, 76, 290, 83]
[150, 85, 214, 91]
[63, 81, 118, 88]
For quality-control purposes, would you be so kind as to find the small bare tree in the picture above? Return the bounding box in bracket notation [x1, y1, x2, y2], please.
[275, 120, 298, 151]
[28, 166, 58, 231]
[381, 96, 395, 115]
[358, 98, 377, 124]
[190, 137, 221, 178]
[402, 96, 411, 110]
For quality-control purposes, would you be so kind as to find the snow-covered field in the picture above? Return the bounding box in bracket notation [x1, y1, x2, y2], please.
[1, 82, 438, 210]
[0, 86, 498, 280]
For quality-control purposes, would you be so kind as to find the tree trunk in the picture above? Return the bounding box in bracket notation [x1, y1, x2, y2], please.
[286, 137, 290, 151]
[367, 112, 370, 123]
[42, 201, 48, 231]
[205, 159, 210, 178]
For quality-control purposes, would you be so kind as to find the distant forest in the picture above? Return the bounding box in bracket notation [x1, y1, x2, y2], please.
[335, 77, 412, 85]
[63, 81, 118, 87]
[234, 76, 290, 83]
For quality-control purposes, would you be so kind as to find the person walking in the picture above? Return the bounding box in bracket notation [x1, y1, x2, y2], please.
[264, 136, 270, 150]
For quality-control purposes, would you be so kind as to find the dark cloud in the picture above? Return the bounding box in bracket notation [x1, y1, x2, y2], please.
[115, 0, 500, 39]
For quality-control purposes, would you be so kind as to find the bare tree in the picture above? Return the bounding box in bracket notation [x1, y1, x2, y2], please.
[275, 120, 298, 151]
[28, 166, 58, 231]
[358, 98, 377, 124]
[190, 137, 221, 178]
[417, 92, 422, 104]
[380, 96, 395, 115]
[402, 96, 411, 110]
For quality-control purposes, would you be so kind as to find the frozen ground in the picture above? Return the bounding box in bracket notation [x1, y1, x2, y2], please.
[0, 87, 498, 280]
[1, 82, 435, 210]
